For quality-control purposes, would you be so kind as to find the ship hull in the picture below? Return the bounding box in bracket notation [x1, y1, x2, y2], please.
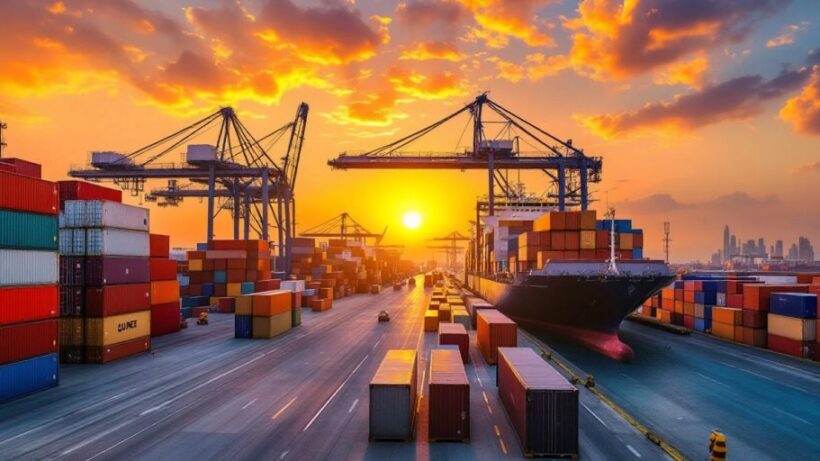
[473, 274, 673, 361]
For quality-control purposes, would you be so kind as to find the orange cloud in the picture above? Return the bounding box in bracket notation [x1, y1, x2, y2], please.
[459, 0, 555, 48]
[493, 53, 569, 82]
[400, 41, 466, 61]
[564, 0, 785, 81]
[386, 67, 467, 100]
[780, 67, 820, 135]
[395, 1, 468, 27]
[766, 22, 810, 48]
[654, 55, 709, 89]
[579, 66, 813, 138]
[324, 91, 409, 127]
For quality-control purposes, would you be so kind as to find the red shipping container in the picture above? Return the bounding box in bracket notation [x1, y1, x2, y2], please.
[213, 259, 227, 271]
[438, 323, 469, 363]
[217, 297, 235, 313]
[150, 258, 177, 281]
[0, 319, 58, 365]
[683, 291, 695, 303]
[0, 170, 58, 215]
[476, 310, 517, 365]
[683, 315, 695, 329]
[767, 334, 815, 358]
[189, 284, 202, 296]
[57, 180, 122, 209]
[227, 269, 245, 283]
[214, 284, 226, 297]
[210, 240, 246, 250]
[203, 259, 215, 271]
[0, 285, 58, 325]
[743, 284, 809, 311]
[200, 271, 214, 283]
[85, 336, 150, 364]
[244, 270, 258, 282]
[742, 309, 767, 329]
[741, 328, 767, 347]
[149, 234, 170, 258]
[727, 294, 745, 308]
[151, 302, 181, 337]
[0, 158, 41, 178]
[60, 286, 84, 316]
[179, 286, 190, 297]
[428, 349, 470, 441]
[85, 284, 150, 317]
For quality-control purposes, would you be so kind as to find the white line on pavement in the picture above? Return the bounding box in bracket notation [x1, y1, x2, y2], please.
[348, 399, 359, 414]
[626, 444, 642, 458]
[242, 398, 258, 410]
[303, 354, 369, 432]
[581, 402, 608, 429]
[272, 397, 297, 420]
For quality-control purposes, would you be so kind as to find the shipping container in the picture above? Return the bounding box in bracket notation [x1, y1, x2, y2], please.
[150, 258, 177, 281]
[428, 349, 470, 441]
[62, 200, 149, 231]
[83, 256, 151, 285]
[477, 310, 518, 365]
[0, 210, 58, 250]
[85, 284, 150, 317]
[424, 310, 439, 332]
[252, 290, 292, 316]
[438, 323, 469, 363]
[0, 250, 58, 286]
[767, 314, 816, 342]
[84, 228, 150, 256]
[252, 311, 291, 338]
[497, 347, 579, 457]
[452, 308, 471, 331]
[85, 336, 150, 364]
[150, 280, 179, 305]
[767, 334, 815, 358]
[0, 158, 41, 178]
[0, 171, 58, 216]
[370, 350, 418, 441]
[85, 310, 151, 346]
[743, 284, 810, 311]
[438, 304, 451, 322]
[291, 306, 301, 327]
[0, 319, 58, 365]
[235, 315, 252, 338]
[151, 302, 180, 337]
[57, 181, 122, 208]
[0, 353, 59, 402]
[769, 293, 817, 319]
[217, 297, 235, 313]
[149, 234, 170, 258]
[0, 285, 58, 325]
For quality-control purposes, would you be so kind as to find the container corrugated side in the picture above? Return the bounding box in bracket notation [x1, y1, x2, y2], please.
[476, 309, 517, 365]
[0, 319, 59, 365]
[62, 200, 149, 231]
[252, 311, 291, 338]
[58, 229, 86, 255]
[85, 310, 151, 346]
[370, 350, 418, 441]
[0, 250, 58, 286]
[85, 336, 150, 364]
[85, 284, 151, 317]
[428, 349, 470, 441]
[0, 171, 58, 216]
[0, 210, 58, 250]
[76, 256, 151, 285]
[0, 285, 58, 325]
[85, 228, 149, 256]
[497, 347, 578, 457]
[150, 280, 180, 305]
[151, 302, 180, 337]
[767, 313, 816, 341]
[0, 353, 59, 402]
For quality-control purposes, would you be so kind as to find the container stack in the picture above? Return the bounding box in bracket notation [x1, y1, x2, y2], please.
[234, 289, 292, 339]
[0, 165, 60, 401]
[643, 273, 820, 360]
[59, 198, 152, 363]
[149, 234, 180, 337]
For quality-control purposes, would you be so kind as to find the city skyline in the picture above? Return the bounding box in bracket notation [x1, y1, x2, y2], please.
[712, 224, 815, 265]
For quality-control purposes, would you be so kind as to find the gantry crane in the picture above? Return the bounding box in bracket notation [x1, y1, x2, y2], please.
[328, 92, 602, 214]
[299, 212, 384, 245]
[69, 104, 308, 273]
[428, 231, 470, 270]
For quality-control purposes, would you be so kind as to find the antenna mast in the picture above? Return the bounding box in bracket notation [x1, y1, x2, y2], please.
[606, 207, 619, 275]
[663, 221, 671, 263]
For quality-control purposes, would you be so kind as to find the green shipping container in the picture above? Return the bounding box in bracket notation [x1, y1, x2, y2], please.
[292, 306, 301, 327]
[0, 210, 58, 250]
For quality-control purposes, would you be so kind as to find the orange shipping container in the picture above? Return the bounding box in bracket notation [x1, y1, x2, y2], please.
[579, 210, 597, 230]
[657, 309, 672, 323]
[712, 322, 741, 341]
[252, 290, 292, 316]
[674, 300, 684, 314]
[150, 280, 179, 305]
[476, 310, 517, 365]
[550, 232, 566, 251]
[533, 212, 565, 232]
[564, 211, 581, 230]
[712, 306, 742, 325]
[684, 303, 696, 317]
[319, 287, 333, 300]
[424, 310, 439, 332]
[438, 305, 451, 322]
[619, 233, 633, 250]
[236, 296, 253, 315]
[742, 284, 809, 311]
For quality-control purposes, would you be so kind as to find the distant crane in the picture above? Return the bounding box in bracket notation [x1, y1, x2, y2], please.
[300, 212, 384, 245]
[0, 121, 7, 158]
[429, 231, 471, 270]
[328, 92, 603, 215]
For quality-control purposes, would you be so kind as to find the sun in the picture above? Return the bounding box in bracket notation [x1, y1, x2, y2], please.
[402, 210, 422, 230]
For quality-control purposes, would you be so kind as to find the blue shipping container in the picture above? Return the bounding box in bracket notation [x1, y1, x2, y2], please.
[0, 353, 59, 402]
[700, 280, 727, 292]
[235, 315, 252, 338]
[180, 307, 192, 319]
[632, 248, 643, 259]
[214, 271, 227, 284]
[695, 291, 717, 305]
[177, 275, 190, 287]
[240, 282, 255, 294]
[181, 296, 210, 307]
[694, 318, 711, 332]
[201, 283, 215, 297]
[196, 243, 208, 251]
[769, 293, 817, 319]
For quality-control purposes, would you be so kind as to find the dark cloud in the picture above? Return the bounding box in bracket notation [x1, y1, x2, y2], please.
[395, 1, 468, 27]
[619, 192, 779, 214]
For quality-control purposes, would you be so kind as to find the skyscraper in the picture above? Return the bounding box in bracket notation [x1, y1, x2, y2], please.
[723, 225, 730, 263]
[775, 240, 784, 258]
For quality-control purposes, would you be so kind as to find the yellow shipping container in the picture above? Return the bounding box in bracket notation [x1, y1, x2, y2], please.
[85, 310, 151, 347]
[767, 314, 816, 341]
[189, 259, 203, 271]
[424, 310, 439, 332]
[150, 280, 180, 305]
[227, 282, 242, 297]
[236, 295, 253, 315]
[60, 317, 84, 346]
[580, 230, 596, 250]
[619, 233, 634, 250]
[252, 311, 291, 338]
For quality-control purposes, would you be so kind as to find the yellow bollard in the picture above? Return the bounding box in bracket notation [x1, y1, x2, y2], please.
[709, 430, 727, 460]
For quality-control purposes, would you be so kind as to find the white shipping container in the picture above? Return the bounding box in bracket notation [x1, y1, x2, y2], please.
[0, 249, 59, 286]
[63, 200, 149, 231]
[85, 228, 149, 256]
[768, 313, 817, 341]
[281, 280, 306, 292]
[58, 229, 87, 255]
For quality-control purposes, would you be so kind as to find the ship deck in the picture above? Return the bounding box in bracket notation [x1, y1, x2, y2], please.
[0, 276, 669, 461]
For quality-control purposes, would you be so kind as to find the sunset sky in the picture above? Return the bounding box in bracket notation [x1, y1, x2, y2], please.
[1, 0, 818, 263]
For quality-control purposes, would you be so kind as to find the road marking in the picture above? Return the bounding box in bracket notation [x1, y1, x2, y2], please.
[498, 437, 508, 455]
[141, 353, 268, 416]
[772, 407, 811, 425]
[482, 391, 490, 405]
[61, 421, 131, 455]
[303, 354, 369, 432]
[98, 392, 127, 404]
[348, 399, 359, 414]
[85, 401, 198, 461]
[581, 402, 608, 429]
[718, 361, 810, 393]
[272, 397, 297, 420]
[494, 425, 501, 437]
[626, 444, 642, 458]
[371, 335, 384, 351]
[242, 398, 258, 410]
[696, 372, 730, 388]
[476, 376, 483, 387]
[279, 450, 289, 460]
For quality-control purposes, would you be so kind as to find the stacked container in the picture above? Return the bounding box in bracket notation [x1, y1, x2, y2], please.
[369, 349, 418, 441]
[0, 166, 60, 401]
[149, 234, 180, 336]
[768, 293, 817, 358]
[59, 198, 151, 363]
[428, 349, 470, 442]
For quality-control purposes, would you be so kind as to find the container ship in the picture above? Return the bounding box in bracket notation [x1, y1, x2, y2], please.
[468, 207, 674, 360]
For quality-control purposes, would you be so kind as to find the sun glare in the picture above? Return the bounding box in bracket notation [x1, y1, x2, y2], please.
[402, 210, 422, 230]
